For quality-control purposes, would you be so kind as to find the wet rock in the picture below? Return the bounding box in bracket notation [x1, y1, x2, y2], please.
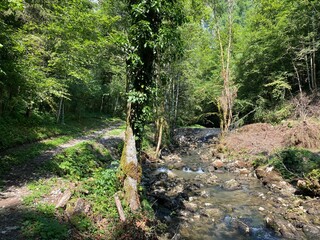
[200, 190, 209, 198]
[167, 170, 177, 179]
[157, 172, 169, 181]
[265, 216, 303, 239]
[207, 165, 215, 172]
[236, 219, 250, 234]
[222, 179, 241, 191]
[213, 160, 224, 169]
[302, 224, 320, 239]
[183, 201, 198, 212]
[201, 208, 223, 219]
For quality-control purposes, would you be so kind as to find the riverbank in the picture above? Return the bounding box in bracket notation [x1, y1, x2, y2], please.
[143, 123, 320, 239]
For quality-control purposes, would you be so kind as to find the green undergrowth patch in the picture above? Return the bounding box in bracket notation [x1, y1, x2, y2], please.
[23, 140, 159, 239]
[22, 210, 70, 240]
[0, 114, 121, 151]
[254, 147, 320, 196]
[268, 148, 320, 180]
[107, 123, 126, 136]
[23, 141, 122, 239]
[46, 141, 113, 179]
[0, 116, 123, 178]
[0, 136, 73, 177]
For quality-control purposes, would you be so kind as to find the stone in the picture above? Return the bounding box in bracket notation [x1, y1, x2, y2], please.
[201, 208, 223, 219]
[235, 160, 247, 168]
[183, 201, 198, 212]
[67, 198, 91, 216]
[302, 224, 320, 239]
[200, 190, 209, 198]
[213, 160, 224, 169]
[222, 179, 241, 191]
[265, 216, 302, 239]
[239, 168, 251, 175]
[167, 170, 177, 179]
[55, 189, 72, 208]
[206, 175, 218, 185]
[307, 207, 319, 215]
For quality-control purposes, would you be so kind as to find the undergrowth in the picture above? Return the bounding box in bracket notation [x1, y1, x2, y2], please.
[254, 147, 320, 196]
[268, 148, 320, 180]
[23, 139, 159, 239]
[0, 116, 122, 177]
[0, 136, 72, 177]
[0, 114, 119, 151]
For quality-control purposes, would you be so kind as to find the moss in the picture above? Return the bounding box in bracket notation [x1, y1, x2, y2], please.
[121, 161, 142, 182]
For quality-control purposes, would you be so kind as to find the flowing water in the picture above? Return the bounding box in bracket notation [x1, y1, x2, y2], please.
[154, 152, 280, 240]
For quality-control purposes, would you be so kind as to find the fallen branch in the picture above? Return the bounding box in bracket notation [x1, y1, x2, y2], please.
[114, 193, 126, 222]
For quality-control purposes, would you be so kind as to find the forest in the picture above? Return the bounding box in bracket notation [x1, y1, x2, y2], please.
[1, 0, 320, 239]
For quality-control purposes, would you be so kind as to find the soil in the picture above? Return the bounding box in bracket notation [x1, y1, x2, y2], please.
[222, 120, 320, 155]
[0, 121, 124, 240]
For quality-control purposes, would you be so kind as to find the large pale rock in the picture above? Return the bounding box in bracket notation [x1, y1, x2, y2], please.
[213, 160, 224, 169]
[55, 190, 72, 208]
[222, 179, 241, 191]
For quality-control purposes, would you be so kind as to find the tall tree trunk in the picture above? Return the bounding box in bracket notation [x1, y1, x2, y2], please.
[155, 117, 164, 158]
[120, 102, 140, 211]
[214, 0, 236, 134]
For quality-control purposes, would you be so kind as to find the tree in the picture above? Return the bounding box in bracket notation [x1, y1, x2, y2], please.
[120, 0, 184, 211]
[235, 0, 320, 122]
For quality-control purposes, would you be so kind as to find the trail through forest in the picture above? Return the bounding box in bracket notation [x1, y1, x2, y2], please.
[0, 120, 124, 240]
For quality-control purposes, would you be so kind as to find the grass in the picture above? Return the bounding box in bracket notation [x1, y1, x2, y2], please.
[22, 140, 158, 239]
[0, 114, 123, 177]
[0, 136, 73, 177]
[22, 141, 121, 239]
[107, 123, 126, 136]
[0, 113, 120, 151]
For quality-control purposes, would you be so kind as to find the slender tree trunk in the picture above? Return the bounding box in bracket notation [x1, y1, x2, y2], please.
[155, 117, 164, 158]
[100, 95, 104, 113]
[305, 54, 312, 92]
[56, 98, 63, 123]
[214, 0, 236, 133]
[120, 102, 140, 211]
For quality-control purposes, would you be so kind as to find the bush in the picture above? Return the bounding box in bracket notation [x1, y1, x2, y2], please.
[269, 148, 320, 180]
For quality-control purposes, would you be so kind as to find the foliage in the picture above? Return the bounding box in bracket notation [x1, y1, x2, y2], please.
[23, 140, 122, 238]
[235, 0, 320, 122]
[302, 169, 320, 196]
[269, 148, 320, 180]
[0, 116, 114, 177]
[22, 212, 69, 240]
[50, 141, 112, 180]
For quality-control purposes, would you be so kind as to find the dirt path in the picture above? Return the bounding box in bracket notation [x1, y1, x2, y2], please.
[0, 121, 124, 240]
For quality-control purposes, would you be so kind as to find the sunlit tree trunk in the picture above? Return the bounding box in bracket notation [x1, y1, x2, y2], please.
[120, 102, 140, 211]
[213, 0, 237, 134]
